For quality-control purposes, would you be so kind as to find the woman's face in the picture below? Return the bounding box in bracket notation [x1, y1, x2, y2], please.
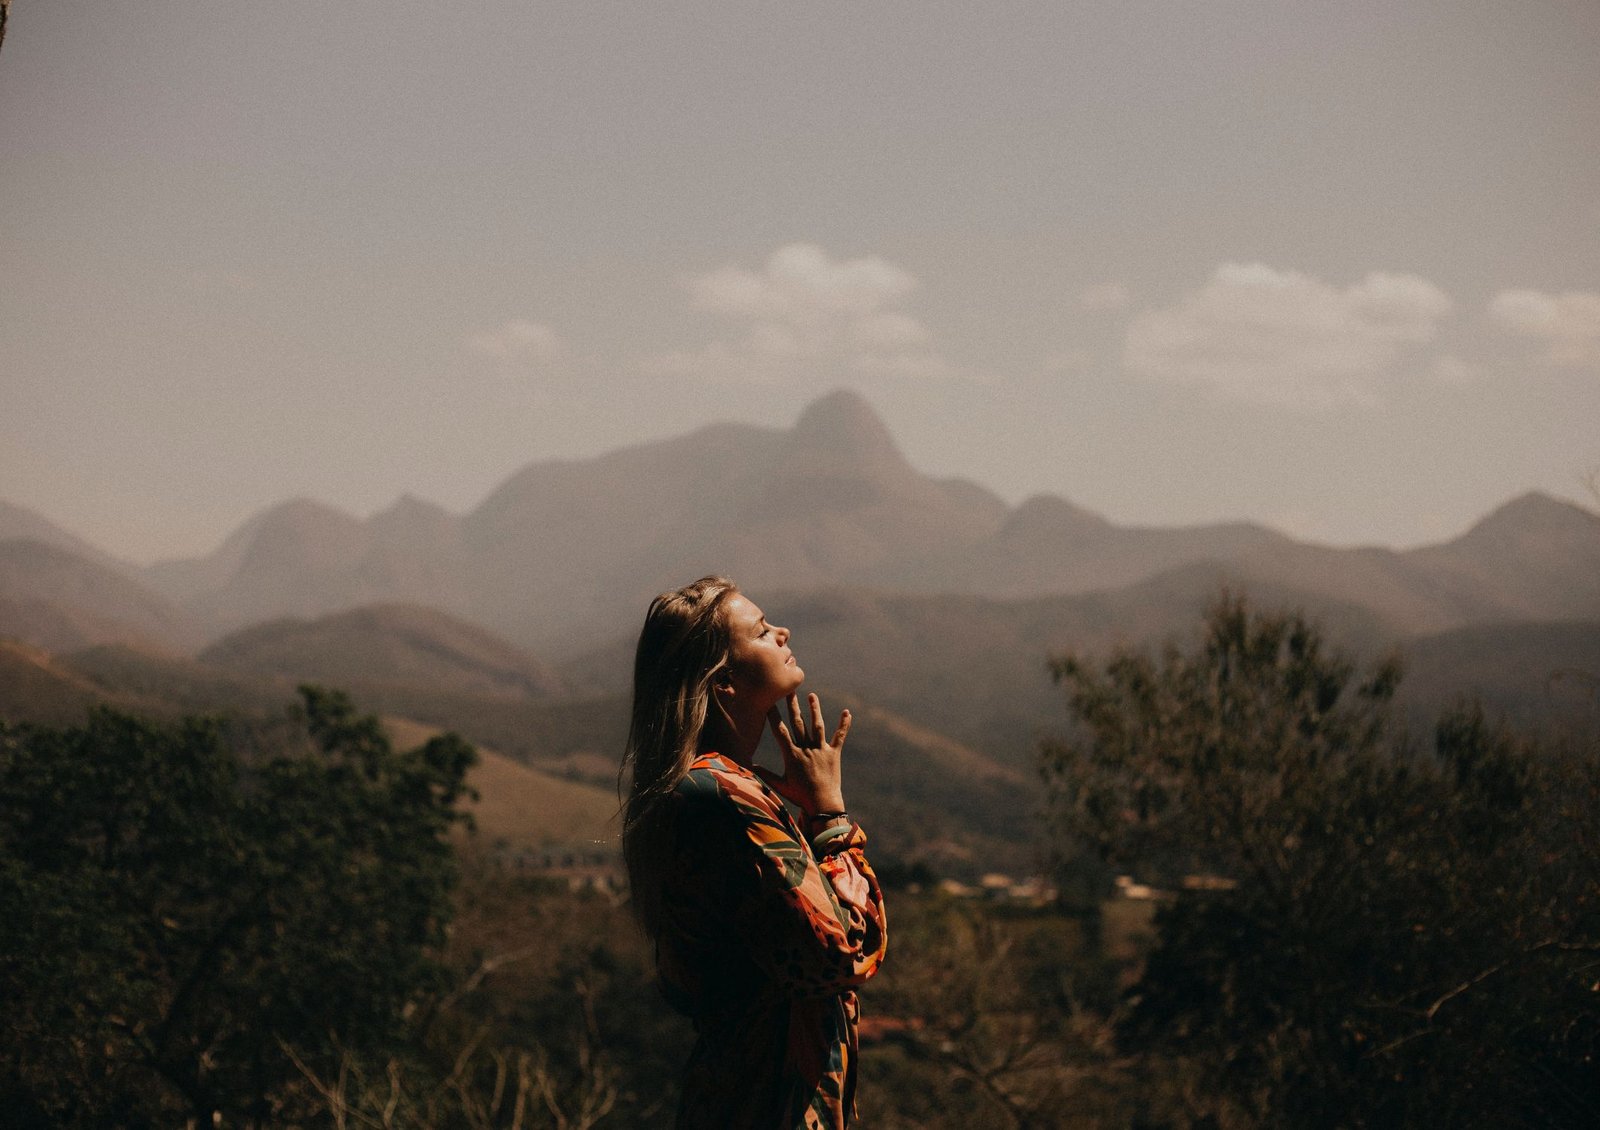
[722, 594, 804, 706]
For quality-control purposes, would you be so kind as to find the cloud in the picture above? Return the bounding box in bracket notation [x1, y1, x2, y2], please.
[1123, 263, 1453, 407]
[648, 243, 960, 384]
[1489, 288, 1600, 367]
[465, 319, 564, 363]
[689, 242, 918, 323]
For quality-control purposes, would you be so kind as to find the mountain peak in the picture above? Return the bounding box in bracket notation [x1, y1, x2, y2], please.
[787, 389, 904, 467]
[1455, 490, 1600, 545]
[254, 496, 364, 532]
[0, 498, 133, 576]
[372, 493, 457, 530]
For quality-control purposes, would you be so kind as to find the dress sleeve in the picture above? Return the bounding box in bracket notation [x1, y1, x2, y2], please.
[700, 766, 888, 998]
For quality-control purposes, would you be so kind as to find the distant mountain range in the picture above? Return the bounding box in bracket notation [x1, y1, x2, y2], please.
[5, 389, 1598, 659]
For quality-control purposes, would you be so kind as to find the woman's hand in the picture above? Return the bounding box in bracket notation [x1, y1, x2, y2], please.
[757, 692, 851, 818]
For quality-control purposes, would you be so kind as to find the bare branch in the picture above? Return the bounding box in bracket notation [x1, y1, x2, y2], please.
[1424, 938, 1600, 1021]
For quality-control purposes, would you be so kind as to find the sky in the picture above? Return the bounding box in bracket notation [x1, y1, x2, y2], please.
[2, 0, 1598, 565]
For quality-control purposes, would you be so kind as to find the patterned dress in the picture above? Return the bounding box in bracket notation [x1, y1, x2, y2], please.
[657, 751, 888, 1129]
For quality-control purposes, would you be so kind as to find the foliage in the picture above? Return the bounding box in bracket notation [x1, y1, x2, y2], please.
[0, 688, 475, 1127]
[856, 895, 1140, 1129]
[1041, 593, 1600, 1128]
[421, 860, 692, 1130]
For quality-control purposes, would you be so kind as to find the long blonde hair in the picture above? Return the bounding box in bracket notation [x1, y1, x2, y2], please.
[621, 575, 739, 938]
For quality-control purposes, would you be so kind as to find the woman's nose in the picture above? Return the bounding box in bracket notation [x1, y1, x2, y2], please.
[776, 625, 790, 644]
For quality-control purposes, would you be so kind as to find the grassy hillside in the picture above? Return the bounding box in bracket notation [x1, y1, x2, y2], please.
[0, 638, 143, 725]
[381, 716, 617, 853]
[62, 644, 291, 717]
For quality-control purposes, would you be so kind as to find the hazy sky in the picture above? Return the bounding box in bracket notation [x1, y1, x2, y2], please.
[3, 0, 1598, 564]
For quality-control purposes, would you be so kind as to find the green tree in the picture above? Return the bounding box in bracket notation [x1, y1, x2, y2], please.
[1041, 594, 1600, 1129]
[0, 687, 475, 1127]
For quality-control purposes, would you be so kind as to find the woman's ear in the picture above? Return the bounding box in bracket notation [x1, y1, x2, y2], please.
[709, 669, 738, 725]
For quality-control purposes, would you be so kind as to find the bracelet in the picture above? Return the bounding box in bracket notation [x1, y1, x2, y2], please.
[807, 810, 849, 825]
[810, 823, 853, 853]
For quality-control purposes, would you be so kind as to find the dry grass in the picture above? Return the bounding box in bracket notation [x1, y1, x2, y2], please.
[382, 716, 618, 852]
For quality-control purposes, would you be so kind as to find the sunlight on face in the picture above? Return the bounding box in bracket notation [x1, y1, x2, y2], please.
[723, 594, 805, 705]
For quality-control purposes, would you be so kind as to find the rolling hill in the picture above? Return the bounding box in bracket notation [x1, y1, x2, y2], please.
[380, 716, 618, 853]
[0, 538, 200, 653]
[0, 638, 149, 725]
[198, 602, 565, 699]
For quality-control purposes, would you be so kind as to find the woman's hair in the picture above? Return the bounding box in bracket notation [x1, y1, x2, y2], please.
[621, 574, 740, 938]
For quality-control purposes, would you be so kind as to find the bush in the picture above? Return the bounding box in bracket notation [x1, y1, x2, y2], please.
[0, 688, 474, 1127]
[1041, 594, 1600, 1128]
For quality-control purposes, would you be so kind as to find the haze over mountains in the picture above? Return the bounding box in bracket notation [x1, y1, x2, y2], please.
[4, 389, 1597, 663]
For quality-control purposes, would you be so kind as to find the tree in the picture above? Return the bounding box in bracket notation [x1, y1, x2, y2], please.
[1041, 593, 1600, 1128]
[0, 687, 476, 1127]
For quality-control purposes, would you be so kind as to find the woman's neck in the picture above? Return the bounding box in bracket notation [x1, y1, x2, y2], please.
[700, 707, 763, 769]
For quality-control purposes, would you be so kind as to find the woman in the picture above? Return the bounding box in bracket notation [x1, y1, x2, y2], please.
[621, 576, 888, 1129]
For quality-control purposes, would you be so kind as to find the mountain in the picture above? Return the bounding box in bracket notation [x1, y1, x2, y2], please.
[14, 392, 1597, 662]
[1406, 493, 1600, 621]
[0, 499, 138, 578]
[0, 539, 200, 653]
[905, 493, 1292, 597]
[139, 391, 1020, 649]
[457, 389, 1009, 648]
[198, 603, 564, 698]
[142, 392, 1600, 654]
[1394, 619, 1600, 736]
[147, 496, 472, 633]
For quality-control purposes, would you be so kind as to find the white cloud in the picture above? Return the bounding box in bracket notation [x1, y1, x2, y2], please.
[1123, 263, 1453, 407]
[1489, 288, 1600, 367]
[466, 319, 563, 363]
[689, 242, 918, 323]
[651, 243, 960, 384]
[1078, 282, 1130, 312]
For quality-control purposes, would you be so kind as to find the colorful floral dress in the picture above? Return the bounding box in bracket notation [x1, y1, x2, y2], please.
[657, 751, 888, 1129]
